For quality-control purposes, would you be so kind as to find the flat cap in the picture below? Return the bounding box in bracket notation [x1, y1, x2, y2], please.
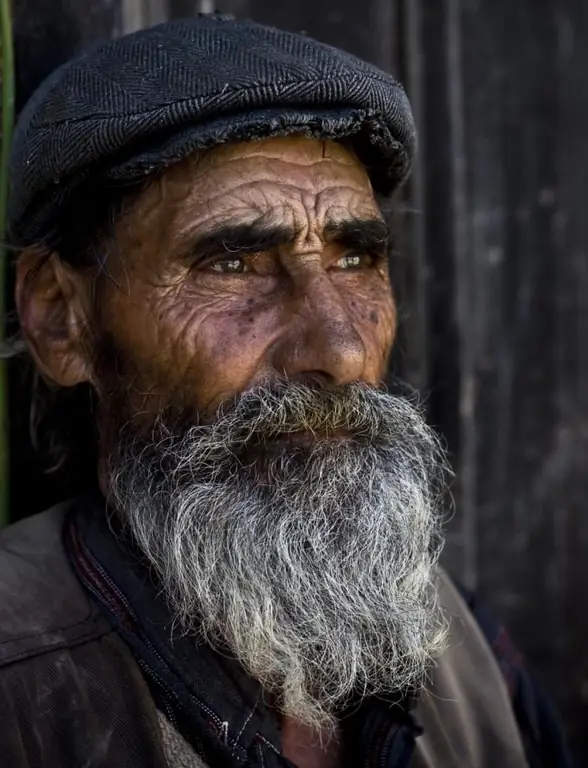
[8, 14, 416, 247]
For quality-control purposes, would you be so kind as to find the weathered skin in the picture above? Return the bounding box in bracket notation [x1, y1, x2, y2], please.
[16, 135, 398, 768]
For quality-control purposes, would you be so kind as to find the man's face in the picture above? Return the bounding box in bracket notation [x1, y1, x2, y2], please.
[18, 136, 446, 731]
[90, 137, 396, 428]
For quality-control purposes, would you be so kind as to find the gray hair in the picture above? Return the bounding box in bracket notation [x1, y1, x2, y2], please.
[108, 380, 450, 731]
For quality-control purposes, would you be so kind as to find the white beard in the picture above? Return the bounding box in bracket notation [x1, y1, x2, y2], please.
[108, 381, 449, 731]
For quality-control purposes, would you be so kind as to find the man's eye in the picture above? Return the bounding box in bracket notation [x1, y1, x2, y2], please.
[210, 257, 249, 274]
[334, 252, 375, 270]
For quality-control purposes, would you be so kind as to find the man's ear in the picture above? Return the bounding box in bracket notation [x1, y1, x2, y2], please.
[15, 249, 93, 387]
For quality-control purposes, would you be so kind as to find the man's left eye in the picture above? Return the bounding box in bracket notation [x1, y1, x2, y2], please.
[210, 257, 250, 274]
[334, 252, 374, 270]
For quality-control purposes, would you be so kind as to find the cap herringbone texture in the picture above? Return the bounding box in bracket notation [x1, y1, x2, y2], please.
[8, 14, 415, 246]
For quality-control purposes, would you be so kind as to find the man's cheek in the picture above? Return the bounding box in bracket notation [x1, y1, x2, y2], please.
[342, 291, 396, 370]
[141, 317, 258, 414]
[184, 295, 280, 363]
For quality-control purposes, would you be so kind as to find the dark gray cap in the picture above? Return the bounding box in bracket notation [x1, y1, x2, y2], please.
[8, 14, 416, 247]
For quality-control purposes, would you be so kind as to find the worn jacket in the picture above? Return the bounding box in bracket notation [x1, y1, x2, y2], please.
[0, 502, 573, 767]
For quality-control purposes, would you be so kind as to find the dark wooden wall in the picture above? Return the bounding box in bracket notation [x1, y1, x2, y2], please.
[9, 0, 588, 760]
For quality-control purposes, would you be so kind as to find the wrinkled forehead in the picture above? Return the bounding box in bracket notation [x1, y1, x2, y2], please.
[123, 136, 382, 241]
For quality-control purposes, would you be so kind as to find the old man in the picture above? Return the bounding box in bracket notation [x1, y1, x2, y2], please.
[0, 14, 572, 768]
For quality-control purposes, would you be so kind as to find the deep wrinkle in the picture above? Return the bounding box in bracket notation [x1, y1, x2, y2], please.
[177, 217, 390, 271]
[17, 135, 398, 459]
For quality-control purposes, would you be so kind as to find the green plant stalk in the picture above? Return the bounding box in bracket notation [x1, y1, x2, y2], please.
[0, 0, 15, 527]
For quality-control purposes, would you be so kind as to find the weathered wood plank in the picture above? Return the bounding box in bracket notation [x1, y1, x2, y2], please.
[413, 0, 588, 754]
[13, 0, 122, 112]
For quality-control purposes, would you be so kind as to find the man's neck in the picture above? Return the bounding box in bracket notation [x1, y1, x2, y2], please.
[281, 717, 342, 768]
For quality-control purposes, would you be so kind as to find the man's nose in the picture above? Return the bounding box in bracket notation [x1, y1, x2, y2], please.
[270, 273, 367, 386]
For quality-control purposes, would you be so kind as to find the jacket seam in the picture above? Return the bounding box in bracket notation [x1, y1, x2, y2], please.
[0, 603, 94, 648]
[0, 623, 113, 668]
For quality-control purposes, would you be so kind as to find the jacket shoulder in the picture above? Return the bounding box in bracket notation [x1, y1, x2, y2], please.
[0, 503, 107, 666]
[0, 506, 168, 768]
[412, 568, 529, 768]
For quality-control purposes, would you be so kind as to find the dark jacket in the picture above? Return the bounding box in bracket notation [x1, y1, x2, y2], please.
[0, 502, 573, 767]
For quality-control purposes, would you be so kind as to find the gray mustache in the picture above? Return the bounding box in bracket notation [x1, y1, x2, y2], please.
[199, 380, 424, 447]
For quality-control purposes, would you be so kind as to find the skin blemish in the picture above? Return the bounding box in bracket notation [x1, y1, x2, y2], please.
[369, 311, 379, 325]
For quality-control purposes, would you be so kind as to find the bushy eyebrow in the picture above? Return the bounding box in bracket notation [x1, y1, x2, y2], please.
[182, 217, 390, 265]
[324, 218, 390, 253]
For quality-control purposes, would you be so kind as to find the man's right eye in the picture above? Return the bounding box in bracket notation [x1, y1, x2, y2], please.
[210, 257, 248, 274]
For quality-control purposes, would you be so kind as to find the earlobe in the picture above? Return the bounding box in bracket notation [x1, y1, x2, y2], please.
[15, 249, 93, 387]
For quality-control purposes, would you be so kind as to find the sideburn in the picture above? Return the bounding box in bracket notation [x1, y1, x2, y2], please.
[89, 324, 203, 468]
